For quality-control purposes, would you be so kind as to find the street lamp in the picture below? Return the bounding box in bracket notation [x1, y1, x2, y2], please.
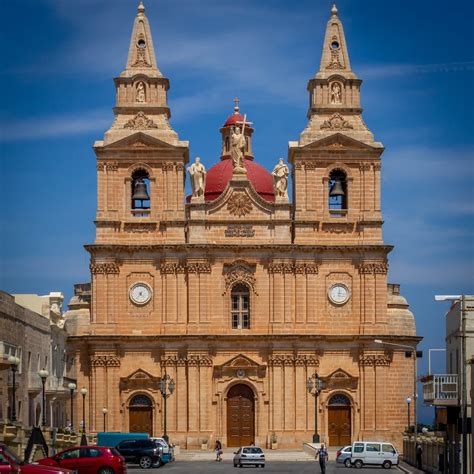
[435, 294, 467, 474]
[159, 374, 175, 443]
[67, 383, 76, 432]
[80, 387, 88, 446]
[102, 408, 108, 432]
[307, 373, 323, 443]
[406, 397, 412, 432]
[374, 339, 418, 446]
[38, 369, 49, 427]
[8, 356, 20, 423]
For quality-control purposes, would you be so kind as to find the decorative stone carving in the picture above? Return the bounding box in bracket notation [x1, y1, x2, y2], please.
[330, 82, 342, 104]
[358, 262, 389, 275]
[227, 193, 252, 217]
[187, 157, 206, 199]
[124, 111, 158, 130]
[162, 162, 175, 171]
[124, 223, 157, 233]
[106, 161, 118, 171]
[267, 262, 319, 274]
[186, 262, 212, 274]
[136, 81, 146, 103]
[120, 369, 160, 391]
[132, 34, 152, 68]
[223, 260, 257, 295]
[268, 355, 319, 367]
[91, 355, 121, 367]
[160, 263, 186, 274]
[326, 37, 344, 69]
[359, 162, 372, 171]
[90, 262, 120, 275]
[224, 224, 255, 237]
[359, 352, 392, 367]
[272, 159, 289, 200]
[321, 113, 353, 130]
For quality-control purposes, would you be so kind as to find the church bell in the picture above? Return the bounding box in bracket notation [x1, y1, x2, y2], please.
[329, 179, 345, 197]
[132, 179, 150, 201]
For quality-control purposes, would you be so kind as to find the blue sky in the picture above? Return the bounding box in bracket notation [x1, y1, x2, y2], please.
[1, 0, 473, 423]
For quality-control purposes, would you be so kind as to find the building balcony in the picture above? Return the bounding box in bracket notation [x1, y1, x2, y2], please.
[421, 374, 459, 406]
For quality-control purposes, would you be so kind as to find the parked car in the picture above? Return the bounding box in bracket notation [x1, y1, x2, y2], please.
[233, 447, 265, 468]
[96, 434, 148, 449]
[336, 445, 352, 467]
[115, 440, 161, 469]
[0, 444, 75, 474]
[149, 439, 174, 464]
[350, 441, 398, 469]
[38, 446, 125, 474]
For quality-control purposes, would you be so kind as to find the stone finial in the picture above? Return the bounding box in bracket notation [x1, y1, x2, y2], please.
[138, 2, 145, 15]
[233, 97, 240, 114]
[331, 4, 338, 15]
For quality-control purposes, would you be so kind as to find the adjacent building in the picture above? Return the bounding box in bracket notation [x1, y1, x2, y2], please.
[68, 3, 420, 449]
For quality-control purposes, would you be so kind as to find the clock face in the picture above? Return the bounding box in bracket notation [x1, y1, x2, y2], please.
[328, 284, 350, 305]
[130, 283, 152, 305]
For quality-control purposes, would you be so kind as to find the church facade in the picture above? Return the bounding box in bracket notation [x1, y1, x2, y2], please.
[69, 3, 419, 449]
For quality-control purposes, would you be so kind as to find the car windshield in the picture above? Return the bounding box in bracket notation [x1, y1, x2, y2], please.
[2, 446, 21, 465]
[110, 449, 121, 456]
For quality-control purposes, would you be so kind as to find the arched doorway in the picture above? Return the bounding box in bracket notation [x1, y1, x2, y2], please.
[227, 384, 255, 447]
[328, 394, 351, 446]
[129, 394, 153, 435]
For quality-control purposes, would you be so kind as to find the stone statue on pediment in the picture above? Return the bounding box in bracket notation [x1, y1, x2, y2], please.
[272, 159, 289, 200]
[230, 126, 246, 174]
[187, 156, 206, 199]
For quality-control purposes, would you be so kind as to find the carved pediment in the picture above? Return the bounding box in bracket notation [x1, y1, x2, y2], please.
[222, 260, 257, 295]
[322, 368, 358, 390]
[302, 133, 380, 152]
[102, 132, 183, 151]
[120, 368, 161, 391]
[214, 354, 266, 378]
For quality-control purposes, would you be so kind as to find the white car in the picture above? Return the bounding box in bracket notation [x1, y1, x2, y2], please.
[233, 446, 265, 468]
[350, 441, 398, 469]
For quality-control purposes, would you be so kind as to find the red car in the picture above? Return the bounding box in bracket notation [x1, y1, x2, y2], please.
[38, 447, 125, 474]
[0, 444, 74, 474]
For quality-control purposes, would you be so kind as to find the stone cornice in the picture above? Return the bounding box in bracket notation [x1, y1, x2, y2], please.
[85, 243, 394, 255]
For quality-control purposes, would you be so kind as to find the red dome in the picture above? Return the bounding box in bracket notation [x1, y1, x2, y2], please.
[224, 113, 246, 127]
[205, 158, 275, 202]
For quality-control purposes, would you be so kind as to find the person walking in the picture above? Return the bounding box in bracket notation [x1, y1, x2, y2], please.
[215, 440, 223, 462]
[316, 443, 329, 474]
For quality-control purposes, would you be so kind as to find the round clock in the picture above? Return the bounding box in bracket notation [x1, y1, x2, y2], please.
[129, 283, 152, 305]
[328, 284, 350, 305]
[236, 369, 246, 379]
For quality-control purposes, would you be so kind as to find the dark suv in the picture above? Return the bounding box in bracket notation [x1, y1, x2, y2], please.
[115, 439, 161, 469]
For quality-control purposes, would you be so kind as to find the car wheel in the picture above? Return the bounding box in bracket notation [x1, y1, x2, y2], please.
[354, 459, 363, 469]
[98, 468, 115, 474]
[344, 458, 352, 468]
[139, 456, 153, 469]
[382, 460, 392, 469]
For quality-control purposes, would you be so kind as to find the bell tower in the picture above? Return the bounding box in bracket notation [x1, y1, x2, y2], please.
[93, 2, 189, 245]
[289, 4, 384, 245]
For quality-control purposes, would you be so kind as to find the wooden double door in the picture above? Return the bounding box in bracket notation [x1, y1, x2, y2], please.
[129, 407, 153, 435]
[227, 384, 255, 447]
[328, 406, 351, 446]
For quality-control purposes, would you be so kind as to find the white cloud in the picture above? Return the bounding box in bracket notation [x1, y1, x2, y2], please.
[0, 110, 111, 141]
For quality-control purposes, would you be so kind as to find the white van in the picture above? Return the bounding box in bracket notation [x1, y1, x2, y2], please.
[350, 441, 398, 469]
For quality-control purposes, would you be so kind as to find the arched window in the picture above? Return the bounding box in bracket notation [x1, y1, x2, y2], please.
[131, 169, 150, 215]
[231, 284, 250, 329]
[328, 394, 350, 406]
[328, 169, 347, 214]
[225, 137, 230, 153]
[130, 394, 152, 407]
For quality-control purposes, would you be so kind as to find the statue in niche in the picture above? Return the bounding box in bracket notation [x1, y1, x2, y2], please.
[331, 82, 342, 104]
[230, 126, 246, 173]
[136, 81, 146, 103]
[187, 156, 206, 198]
[272, 159, 289, 199]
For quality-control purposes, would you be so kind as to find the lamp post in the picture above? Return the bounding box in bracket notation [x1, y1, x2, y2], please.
[68, 383, 76, 432]
[435, 294, 467, 474]
[38, 369, 49, 427]
[374, 339, 418, 446]
[102, 408, 108, 432]
[159, 374, 175, 443]
[8, 356, 20, 423]
[307, 373, 323, 443]
[80, 387, 88, 446]
[406, 397, 412, 432]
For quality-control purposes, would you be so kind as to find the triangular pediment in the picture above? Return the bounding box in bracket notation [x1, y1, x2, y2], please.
[302, 133, 380, 152]
[125, 368, 157, 381]
[224, 354, 261, 369]
[119, 368, 161, 391]
[213, 353, 267, 379]
[102, 132, 180, 151]
[322, 368, 358, 390]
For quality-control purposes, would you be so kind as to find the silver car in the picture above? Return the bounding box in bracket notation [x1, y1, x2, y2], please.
[233, 446, 265, 468]
[336, 445, 352, 467]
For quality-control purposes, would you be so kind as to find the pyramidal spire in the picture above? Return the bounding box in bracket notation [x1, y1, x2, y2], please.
[121, 2, 162, 78]
[316, 3, 356, 79]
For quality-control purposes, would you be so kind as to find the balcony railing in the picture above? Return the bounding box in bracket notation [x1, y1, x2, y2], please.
[422, 374, 459, 406]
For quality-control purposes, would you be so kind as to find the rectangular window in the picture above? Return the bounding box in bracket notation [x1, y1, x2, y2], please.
[353, 443, 364, 453]
[232, 314, 239, 329]
[382, 444, 395, 454]
[242, 313, 250, 329]
[366, 443, 380, 452]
